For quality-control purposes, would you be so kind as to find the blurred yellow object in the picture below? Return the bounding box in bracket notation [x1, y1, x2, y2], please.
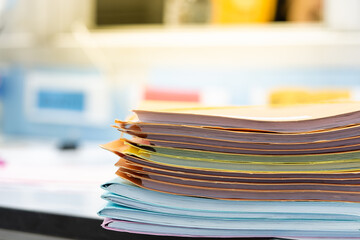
[269, 88, 351, 105]
[211, 0, 277, 24]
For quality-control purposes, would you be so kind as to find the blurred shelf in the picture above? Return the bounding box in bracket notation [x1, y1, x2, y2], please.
[54, 23, 360, 49]
[2, 24, 360, 50]
[2, 24, 360, 68]
[0, 32, 36, 49]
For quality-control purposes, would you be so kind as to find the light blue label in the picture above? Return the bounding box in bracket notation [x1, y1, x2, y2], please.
[37, 90, 85, 111]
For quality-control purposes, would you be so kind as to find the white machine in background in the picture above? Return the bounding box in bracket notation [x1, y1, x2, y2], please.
[1, 67, 123, 141]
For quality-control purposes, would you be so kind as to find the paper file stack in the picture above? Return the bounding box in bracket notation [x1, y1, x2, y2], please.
[99, 102, 360, 238]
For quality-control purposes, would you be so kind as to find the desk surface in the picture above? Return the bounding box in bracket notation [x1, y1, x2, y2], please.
[0, 140, 115, 219]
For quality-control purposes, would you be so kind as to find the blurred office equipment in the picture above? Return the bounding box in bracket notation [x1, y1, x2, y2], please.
[1, 67, 120, 141]
[0, 0, 360, 136]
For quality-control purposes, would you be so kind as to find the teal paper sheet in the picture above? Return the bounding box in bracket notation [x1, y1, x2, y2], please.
[103, 218, 360, 238]
[100, 178, 360, 237]
[101, 178, 360, 216]
[99, 203, 360, 231]
[102, 192, 360, 221]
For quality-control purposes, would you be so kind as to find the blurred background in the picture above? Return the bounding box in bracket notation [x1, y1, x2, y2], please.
[1, 0, 360, 234]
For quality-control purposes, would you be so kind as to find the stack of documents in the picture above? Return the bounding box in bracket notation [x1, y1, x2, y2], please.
[99, 102, 360, 238]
